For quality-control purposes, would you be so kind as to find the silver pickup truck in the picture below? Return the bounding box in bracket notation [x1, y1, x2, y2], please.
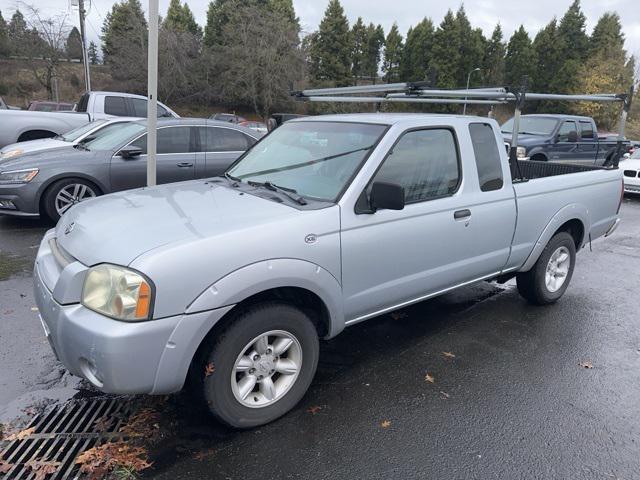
[34, 114, 623, 428]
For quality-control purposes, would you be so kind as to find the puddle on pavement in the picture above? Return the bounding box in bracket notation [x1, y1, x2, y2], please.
[0, 251, 30, 281]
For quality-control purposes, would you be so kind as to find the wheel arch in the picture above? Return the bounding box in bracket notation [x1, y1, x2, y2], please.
[36, 173, 107, 214]
[17, 129, 58, 142]
[519, 204, 589, 272]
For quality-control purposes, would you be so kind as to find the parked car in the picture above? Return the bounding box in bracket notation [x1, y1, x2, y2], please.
[33, 114, 623, 429]
[0, 119, 258, 220]
[619, 149, 640, 194]
[501, 114, 631, 165]
[210, 113, 247, 124]
[0, 118, 139, 160]
[238, 120, 268, 134]
[0, 91, 178, 149]
[28, 101, 75, 112]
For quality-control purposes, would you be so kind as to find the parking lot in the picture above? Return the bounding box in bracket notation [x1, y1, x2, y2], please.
[0, 196, 638, 478]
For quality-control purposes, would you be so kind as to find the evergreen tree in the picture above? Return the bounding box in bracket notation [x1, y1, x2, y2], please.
[88, 40, 99, 64]
[268, 0, 297, 27]
[456, 6, 485, 87]
[8, 10, 28, 57]
[0, 10, 9, 57]
[532, 19, 564, 93]
[203, 0, 229, 47]
[164, 0, 201, 37]
[555, 0, 588, 93]
[382, 23, 403, 82]
[483, 24, 505, 86]
[590, 13, 625, 56]
[400, 18, 434, 81]
[66, 26, 83, 60]
[505, 25, 536, 87]
[351, 17, 367, 81]
[308, 0, 351, 86]
[430, 10, 460, 88]
[362, 23, 384, 82]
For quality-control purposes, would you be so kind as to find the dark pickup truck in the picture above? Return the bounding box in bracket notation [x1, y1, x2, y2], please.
[501, 114, 630, 165]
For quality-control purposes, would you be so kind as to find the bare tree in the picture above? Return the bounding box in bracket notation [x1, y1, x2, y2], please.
[19, 2, 70, 100]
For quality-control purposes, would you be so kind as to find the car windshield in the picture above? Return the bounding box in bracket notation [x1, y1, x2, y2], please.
[228, 121, 387, 202]
[632, 149, 640, 159]
[60, 120, 107, 142]
[83, 123, 146, 151]
[501, 117, 559, 135]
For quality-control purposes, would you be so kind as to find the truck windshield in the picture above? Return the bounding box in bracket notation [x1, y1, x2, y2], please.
[83, 123, 146, 151]
[59, 120, 107, 142]
[228, 121, 387, 202]
[501, 117, 558, 136]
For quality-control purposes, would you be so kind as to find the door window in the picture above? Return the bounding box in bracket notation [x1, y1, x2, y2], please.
[557, 121, 577, 142]
[130, 98, 170, 118]
[104, 96, 128, 116]
[579, 121, 594, 139]
[157, 127, 191, 154]
[373, 129, 460, 203]
[202, 127, 254, 152]
[469, 123, 504, 192]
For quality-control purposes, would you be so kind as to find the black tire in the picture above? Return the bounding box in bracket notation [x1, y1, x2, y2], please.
[194, 302, 319, 429]
[531, 154, 547, 162]
[516, 231, 576, 305]
[42, 178, 101, 222]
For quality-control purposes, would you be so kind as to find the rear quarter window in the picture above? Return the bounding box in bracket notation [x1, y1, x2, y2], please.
[104, 96, 128, 116]
[469, 123, 504, 192]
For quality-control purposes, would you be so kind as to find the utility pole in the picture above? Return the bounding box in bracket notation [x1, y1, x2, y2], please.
[77, 0, 91, 92]
[147, 0, 159, 187]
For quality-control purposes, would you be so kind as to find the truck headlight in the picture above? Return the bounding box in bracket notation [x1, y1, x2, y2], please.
[0, 168, 39, 184]
[516, 146, 527, 159]
[0, 148, 24, 159]
[82, 264, 154, 321]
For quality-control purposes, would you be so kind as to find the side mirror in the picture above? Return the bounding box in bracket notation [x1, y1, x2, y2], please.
[567, 131, 578, 143]
[118, 145, 143, 159]
[370, 181, 405, 211]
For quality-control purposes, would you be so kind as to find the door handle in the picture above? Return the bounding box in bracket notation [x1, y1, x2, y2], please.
[177, 162, 193, 168]
[454, 209, 471, 220]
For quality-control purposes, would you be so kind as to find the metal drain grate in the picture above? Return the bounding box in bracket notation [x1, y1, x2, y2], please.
[1, 397, 134, 479]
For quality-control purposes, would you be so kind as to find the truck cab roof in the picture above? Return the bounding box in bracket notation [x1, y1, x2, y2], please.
[292, 112, 495, 127]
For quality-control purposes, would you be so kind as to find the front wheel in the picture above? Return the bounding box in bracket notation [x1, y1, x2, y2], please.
[516, 231, 576, 305]
[42, 178, 100, 222]
[194, 302, 319, 428]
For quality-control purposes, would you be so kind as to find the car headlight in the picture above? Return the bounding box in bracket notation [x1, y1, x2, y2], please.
[0, 148, 24, 159]
[82, 264, 154, 321]
[516, 146, 527, 159]
[0, 168, 39, 184]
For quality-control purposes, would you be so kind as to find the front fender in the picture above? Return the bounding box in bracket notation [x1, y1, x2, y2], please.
[519, 203, 590, 272]
[186, 258, 345, 338]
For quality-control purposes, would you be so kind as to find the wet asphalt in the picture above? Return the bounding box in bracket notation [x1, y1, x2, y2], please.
[1, 197, 639, 479]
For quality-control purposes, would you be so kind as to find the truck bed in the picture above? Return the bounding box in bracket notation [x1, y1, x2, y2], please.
[513, 159, 610, 180]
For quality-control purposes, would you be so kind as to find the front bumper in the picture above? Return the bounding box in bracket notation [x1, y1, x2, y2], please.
[33, 234, 235, 395]
[0, 181, 41, 216]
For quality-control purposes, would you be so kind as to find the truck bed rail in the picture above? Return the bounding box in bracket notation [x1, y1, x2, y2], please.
[515, 160, 608, 180]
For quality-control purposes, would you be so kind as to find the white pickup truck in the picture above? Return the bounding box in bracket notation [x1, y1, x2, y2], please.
[35, 113, 623, 428]
[0, 91, 178, 148]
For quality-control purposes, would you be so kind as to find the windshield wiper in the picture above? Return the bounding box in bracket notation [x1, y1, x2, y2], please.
[73, 143, 89, 151]
[248, 180, 307, 205]
[224, 172, 241, 186]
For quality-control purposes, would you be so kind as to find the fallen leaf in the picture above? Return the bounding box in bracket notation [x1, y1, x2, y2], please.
[579, 361, 593, 369]
[442, 351, 456, 359]
[439, 391, 450, 399]
[25, 460, 60, 480]
[424, 373, 435, 384]
[204, 362, 215, 377]
[5, 426, 35, 441]
[307, 406, 322, 415]
[0, 461, 12, 474]
[380, 420, 391, 428]
[390, 311, 407, 320]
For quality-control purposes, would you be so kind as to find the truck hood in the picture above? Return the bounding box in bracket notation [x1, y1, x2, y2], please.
[55, 180, 302, 266]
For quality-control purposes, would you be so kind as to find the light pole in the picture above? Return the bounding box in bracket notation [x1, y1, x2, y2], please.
[463, 67, 481, 115]
[147, 0, 159, 187]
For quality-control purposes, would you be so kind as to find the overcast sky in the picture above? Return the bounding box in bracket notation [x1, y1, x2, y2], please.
[1, 0, 638, 58]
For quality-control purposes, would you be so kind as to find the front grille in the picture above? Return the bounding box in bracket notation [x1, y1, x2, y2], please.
[0, 398, 133, 479]
[623, 170, 638, 178]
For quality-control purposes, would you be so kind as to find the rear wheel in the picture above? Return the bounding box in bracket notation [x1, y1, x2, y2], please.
[194, 302, 319, 428]
[516, 231, 576, 305]
[42, 178, 100, 222]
